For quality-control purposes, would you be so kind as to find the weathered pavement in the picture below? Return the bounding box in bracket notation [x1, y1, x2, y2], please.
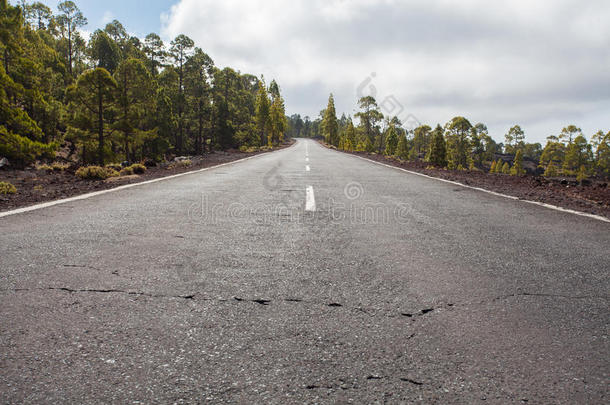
[1, 138, 608, 403]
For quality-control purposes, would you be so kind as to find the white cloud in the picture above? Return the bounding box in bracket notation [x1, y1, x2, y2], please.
[162, 0, 610, 143]
[101, 10, 115, 26]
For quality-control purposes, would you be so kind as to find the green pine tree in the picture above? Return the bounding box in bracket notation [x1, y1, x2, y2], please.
[510, 150, 526, 176]
[544, 162, 559, 177]
[322, 93, 339, 146]
[426, 124, 447, 167]
[384, 126, 398, 156]
[395, 134, 408, 160]
[501, 162, 511, 174]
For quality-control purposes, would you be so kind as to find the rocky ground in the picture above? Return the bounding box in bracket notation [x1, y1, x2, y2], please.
[0, 142, 294, 213]
[330, 147, 610, 219]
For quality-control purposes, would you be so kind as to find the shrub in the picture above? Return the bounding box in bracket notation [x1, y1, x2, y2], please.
[51, 162, 70, 171]
[76, 166, 117, 180]
[105, 163, 122, 171]
[0, 181, 17, 194]
[490, 161, 497, 173]
[0, 126, 57, 166]
[119, 166, 134, 176]
[178, 159, 192, 167]
[129, 163, 146, 174]
[544, 163, 559, 177]
[36, 163, 53, 171]
[502, 162, 511, 174]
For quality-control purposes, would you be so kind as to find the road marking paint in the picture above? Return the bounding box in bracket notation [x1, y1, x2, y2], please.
[338, 152, 610, 224]
[306, 165, 310, 172]
[0, 144, 299, 219]
[305, 186, 316, 212]
[306, 157, 309, 162]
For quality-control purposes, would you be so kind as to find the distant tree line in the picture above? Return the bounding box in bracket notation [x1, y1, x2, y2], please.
[0, 0, 288, 166]
[318, 94, 610, 179]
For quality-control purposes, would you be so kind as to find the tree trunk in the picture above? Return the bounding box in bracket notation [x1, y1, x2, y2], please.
[68, 25, 73, 76]
[198, 101, 203, 155]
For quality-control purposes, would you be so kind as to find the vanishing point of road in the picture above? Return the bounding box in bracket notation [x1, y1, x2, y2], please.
[1, 139, 608, 403]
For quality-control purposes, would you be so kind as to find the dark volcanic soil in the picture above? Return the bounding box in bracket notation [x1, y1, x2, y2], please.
[332, 147, 610, 220]
[0, 143, 294, 213]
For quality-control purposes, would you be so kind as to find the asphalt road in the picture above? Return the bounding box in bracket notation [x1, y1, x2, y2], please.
[1, 139, 608, 404]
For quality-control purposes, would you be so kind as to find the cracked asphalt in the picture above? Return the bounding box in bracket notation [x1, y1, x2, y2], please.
[1, 139, 608, 404]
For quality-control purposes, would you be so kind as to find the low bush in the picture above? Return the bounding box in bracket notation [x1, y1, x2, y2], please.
[75, 166, 118, 180]
[51, 162, 70, 171]
[105, 163, 122, 171]
[0, 181, 17, 194]
[36, 163, 53, 171]
[129, 163, 147, 174]
[119, 166, 134, 176]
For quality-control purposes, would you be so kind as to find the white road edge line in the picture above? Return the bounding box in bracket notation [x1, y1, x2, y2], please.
[0, 144, 297, 219]
[305, 186, 316, 212]
[346, 153, 610, 224]
[306, 165, 310, 172]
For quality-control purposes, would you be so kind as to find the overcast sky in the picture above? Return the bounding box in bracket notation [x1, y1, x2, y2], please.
[62, 0, 610, 144]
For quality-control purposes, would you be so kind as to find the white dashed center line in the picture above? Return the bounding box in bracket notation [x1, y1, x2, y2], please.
[306, 165, 310, 172]
[306, 157, 309, 162]
[305, 186, 316, 212]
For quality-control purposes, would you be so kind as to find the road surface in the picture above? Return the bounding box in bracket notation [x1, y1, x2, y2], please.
[1, 139, 608, 403]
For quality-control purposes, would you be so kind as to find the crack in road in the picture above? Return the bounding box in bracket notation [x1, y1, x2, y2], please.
[1, 287, 196, 300]
[481, 292, 609, 304]
[63, 264, 102, 272]
[3, 288, 604, 316]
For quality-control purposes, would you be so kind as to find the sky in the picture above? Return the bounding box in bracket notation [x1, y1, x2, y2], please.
[52, 0, 609, 144]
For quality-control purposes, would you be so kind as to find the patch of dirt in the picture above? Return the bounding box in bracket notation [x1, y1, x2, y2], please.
[0, 142, 294, 213]
[330, 146, 610, 219]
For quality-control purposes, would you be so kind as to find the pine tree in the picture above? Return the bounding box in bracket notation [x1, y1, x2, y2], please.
[322, 94, 339, 146]
[384, 126, 398, 156]
[510, 149, 525, 176]
[254, 78, 270, 147]
[408, 147, 418, 161]
[395, 133, 409, 160]
[595, 132, 610, 177]
[114, 58, 155, 161]
[501, 162, 510, 174]
[544, 162, 559, 177]
[576, 165, 588, 184]
[364, 136, 375, 153]
[563, 135, 591, 175]
[494, 160, 504, 173]
[427, 124, 447, 167]
[445, 116, 472, 169]
[65, 67, 117, 164]
[344, 120, 356, 151]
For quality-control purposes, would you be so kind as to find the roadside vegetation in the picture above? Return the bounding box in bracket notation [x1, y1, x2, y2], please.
[0, 0, 289, 170]
[0, 181, 16, 194]
[312, 94, 609, 181]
